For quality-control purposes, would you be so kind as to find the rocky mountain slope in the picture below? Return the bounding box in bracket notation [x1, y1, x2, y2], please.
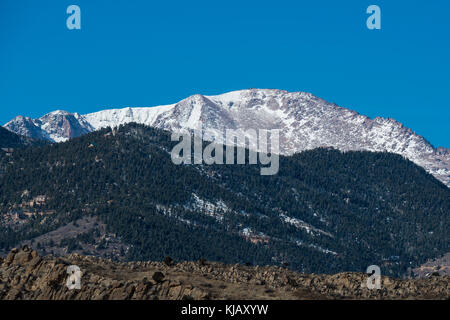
[4, 111, 93, 143]
[0, 247, 448, 300]
[4, 89, 449, 186]
[0, 127, 46, 149]
[414, 253, 450, 278]
[1, 124, 448, 278]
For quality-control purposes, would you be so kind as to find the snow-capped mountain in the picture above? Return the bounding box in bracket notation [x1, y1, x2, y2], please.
[4, 110, 93, 142]
[4, 89, 450, 186]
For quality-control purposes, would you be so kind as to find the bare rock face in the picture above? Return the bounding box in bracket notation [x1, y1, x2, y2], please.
[0, 248, 448, 300]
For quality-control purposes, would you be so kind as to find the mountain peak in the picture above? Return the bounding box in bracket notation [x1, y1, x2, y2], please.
[2, 89, 449, 186]
[6, 115, 32, 124]
[48, 110, 71, 116]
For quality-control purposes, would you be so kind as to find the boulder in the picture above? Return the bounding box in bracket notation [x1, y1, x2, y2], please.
[152, 272, 165, 283]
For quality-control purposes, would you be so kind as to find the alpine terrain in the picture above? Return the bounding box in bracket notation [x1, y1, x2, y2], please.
[0, 124, 449, 279]
[4, 89, 449, 187]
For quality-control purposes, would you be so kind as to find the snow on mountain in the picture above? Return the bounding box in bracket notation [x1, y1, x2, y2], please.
[3, 89, 450, 186]
[83, 104, 175, 131]
[4, 110, 93, 143]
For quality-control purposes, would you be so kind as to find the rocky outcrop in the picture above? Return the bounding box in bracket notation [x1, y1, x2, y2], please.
[0, 248, 448, 300]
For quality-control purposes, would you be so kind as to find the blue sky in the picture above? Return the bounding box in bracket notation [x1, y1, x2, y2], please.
[1, 0, 449, 148]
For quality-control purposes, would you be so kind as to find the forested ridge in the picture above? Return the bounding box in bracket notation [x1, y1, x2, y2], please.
[0, 126, 46, 149]
[0, 123, 448, 277]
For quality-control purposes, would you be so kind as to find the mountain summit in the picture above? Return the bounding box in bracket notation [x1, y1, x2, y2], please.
[3, 89, 449, 186]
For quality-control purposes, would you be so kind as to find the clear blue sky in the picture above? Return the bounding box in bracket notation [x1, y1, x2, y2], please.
[1, 0, 449, 148]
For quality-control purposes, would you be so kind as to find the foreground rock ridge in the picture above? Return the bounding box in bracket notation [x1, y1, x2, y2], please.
[3, 89, 449, 186]
[0, 247, 448, 300]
